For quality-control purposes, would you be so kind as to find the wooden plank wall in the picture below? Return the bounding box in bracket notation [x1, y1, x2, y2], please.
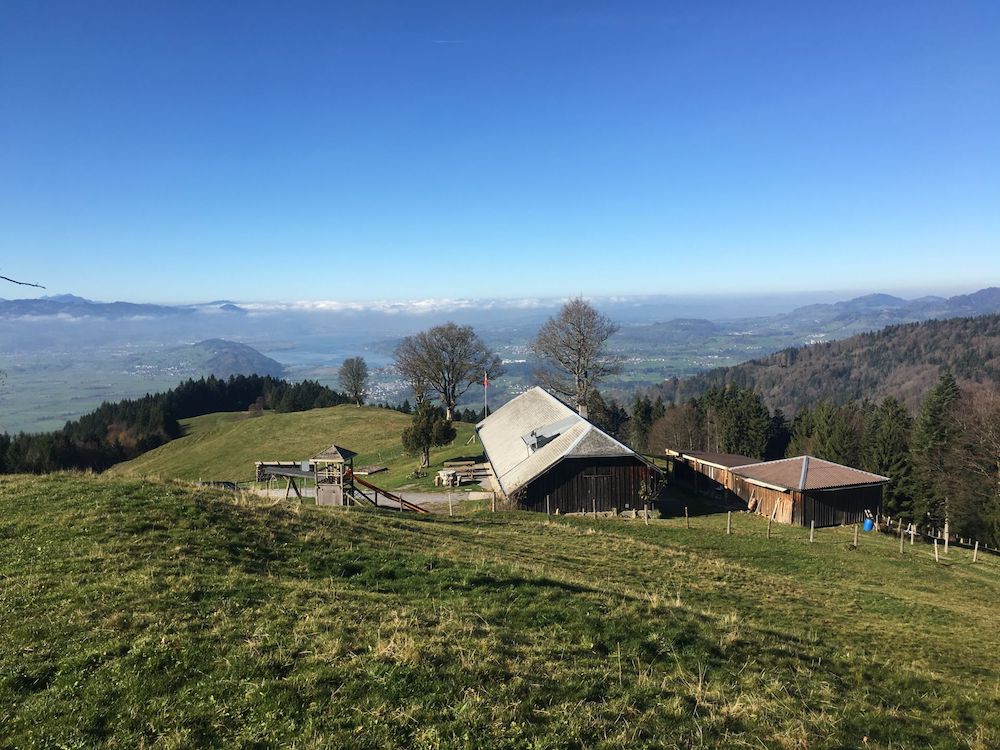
[521, 457, 651, 514]
[731, 477, 794, 524]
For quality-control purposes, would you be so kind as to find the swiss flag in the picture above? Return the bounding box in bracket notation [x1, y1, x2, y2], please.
[483, 372, 489, 388]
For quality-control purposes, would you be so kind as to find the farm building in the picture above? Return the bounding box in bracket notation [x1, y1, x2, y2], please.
[477, 387, 659, 513]
[667, 450, 889, 528]
[666, 450, 756, 493]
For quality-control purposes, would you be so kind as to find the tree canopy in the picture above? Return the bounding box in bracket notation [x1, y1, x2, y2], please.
[338, 357, 369, 406]
[531, 297, 621, 417]
[393, 322, 504, 420]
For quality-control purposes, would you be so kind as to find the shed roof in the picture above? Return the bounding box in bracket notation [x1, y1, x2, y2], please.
[476, 387, 645, 497]
[312, 444, 357, 462]
[732, 455, 889, 491]
[680, 451, 757, 469]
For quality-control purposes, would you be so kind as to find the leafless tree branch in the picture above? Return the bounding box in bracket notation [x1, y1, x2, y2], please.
[1, 274, 45, 289]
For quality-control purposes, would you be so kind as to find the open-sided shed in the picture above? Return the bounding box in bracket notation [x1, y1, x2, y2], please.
[666, 449, 889, 528]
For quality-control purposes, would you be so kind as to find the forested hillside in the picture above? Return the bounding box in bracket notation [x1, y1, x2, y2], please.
[654, 314, 1000, 415]
[0, 375, 348, 473]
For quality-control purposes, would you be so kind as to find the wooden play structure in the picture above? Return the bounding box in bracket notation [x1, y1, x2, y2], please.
[255, 443, 428, 514]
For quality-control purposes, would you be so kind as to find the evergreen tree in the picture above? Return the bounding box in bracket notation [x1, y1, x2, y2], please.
[786, 407, 815, 458]
[810, 401, 861, 465]
[587, 390, 630, 442]
[765, 409, 792, 460]
[629, 395, 654, 452]
[910, 370, 960, 526]
[862, 397, 914, 518]
[401, 403, 456, 468]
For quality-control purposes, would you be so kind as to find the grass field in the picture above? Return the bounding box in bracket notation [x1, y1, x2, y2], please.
[110, 405, 480, 492]
[2, 474, 998, 748]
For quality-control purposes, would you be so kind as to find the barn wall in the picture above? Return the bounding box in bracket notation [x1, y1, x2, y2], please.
[797, 485, 883, 527]
[731, 478, 794, 524]
[521, 457, 652, 513]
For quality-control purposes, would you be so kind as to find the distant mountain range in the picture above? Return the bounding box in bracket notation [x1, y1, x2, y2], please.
[653, 313, 1000, 415]
[608, 287, 1000, 382]
[0, 294, 248, 319]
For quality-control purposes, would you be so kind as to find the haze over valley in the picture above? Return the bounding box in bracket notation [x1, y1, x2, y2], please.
[3, 286, 999, 433]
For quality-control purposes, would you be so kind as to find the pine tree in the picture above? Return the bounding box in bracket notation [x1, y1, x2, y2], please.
[630, 395, 654, 452]
[910, 370, 960, 526]
[401, 403, 456, 468]
[862, 397, 914, 517]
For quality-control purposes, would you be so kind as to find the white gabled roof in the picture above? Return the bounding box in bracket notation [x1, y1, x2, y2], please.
[476, 387, 642, 497]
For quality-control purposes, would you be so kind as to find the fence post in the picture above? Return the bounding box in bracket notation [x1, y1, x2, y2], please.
[684, 506, 689, 529]
[492, 492, 496, 513]
[899, 524, 904, 553]
[448, 491, 454, 518]
[973, 540, 979, 563]
[810, 520, 815, 543]
[934, 539, 939, 562]
[593, 497, 597, 518]
[767, 516, 772, 540]
[910, 523, 915, 546]
[546, 494, 550, 517]
[644, 501, 649, 526]
[727, 511, 732, 535]
[853, 524, 859, 547]
[944, 521, 949, 556]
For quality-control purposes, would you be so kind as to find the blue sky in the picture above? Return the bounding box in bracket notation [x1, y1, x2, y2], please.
[1, 1, 998, 303]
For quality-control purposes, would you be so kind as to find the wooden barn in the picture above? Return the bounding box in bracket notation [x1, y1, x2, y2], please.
[731, 456, 888, 528]
[667, 447, 889, 528]
[477, 387, 658, 513]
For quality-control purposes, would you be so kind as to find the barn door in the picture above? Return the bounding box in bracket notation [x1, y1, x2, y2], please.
[584, 466, 612, 513]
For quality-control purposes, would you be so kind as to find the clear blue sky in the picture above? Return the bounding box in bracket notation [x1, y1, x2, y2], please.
[2, 1, 998, 303]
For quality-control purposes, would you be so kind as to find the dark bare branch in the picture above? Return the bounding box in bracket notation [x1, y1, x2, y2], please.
[531, 297, 621, 416]
[1, 274, 45, 289]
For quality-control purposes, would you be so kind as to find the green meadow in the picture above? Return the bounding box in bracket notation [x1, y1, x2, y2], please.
[2, 474, 997, 748]
[110, 405, 480, 492]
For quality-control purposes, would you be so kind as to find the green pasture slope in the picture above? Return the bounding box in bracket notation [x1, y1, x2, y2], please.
[110, 405, 479, 492]
[2, 475, 998, 749]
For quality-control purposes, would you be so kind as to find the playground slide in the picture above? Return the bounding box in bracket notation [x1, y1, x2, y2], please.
[350, 473, 429, 514]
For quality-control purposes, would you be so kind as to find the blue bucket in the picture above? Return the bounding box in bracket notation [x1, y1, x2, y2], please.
[863, 518, 874, 532]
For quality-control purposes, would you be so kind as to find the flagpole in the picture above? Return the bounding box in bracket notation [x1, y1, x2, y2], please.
[484, 370, 488, 418]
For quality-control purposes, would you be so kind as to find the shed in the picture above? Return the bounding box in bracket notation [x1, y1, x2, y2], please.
[732, 456, 888, 527]
[477, 387, 658, 513]
[665, 449, 889, 528]
[666, 450, 756, 493]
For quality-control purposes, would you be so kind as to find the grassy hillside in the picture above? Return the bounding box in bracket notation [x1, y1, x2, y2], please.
[110, 405, 480, 492]
[2, 474, 998, 749]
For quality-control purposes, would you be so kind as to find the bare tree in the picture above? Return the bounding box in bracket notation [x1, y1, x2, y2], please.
[393, 322, 504, 420]
[394, 335, 431, 407]
[531, 297, 621, 417]
[338, 356, 369, 406]
[647, 402, 704, 454]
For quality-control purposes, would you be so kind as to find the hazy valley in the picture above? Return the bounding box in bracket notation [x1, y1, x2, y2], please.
[3, 287, 1000, 433]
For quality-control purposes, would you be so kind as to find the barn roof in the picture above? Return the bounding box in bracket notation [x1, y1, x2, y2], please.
[476, 387, 646, 497]
[732, 455, 889, 491]
[312, 444, 357, 462]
